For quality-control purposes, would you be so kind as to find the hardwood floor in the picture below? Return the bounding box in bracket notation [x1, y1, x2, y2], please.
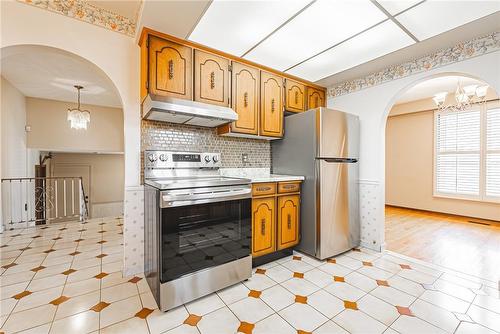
[385, 206, 500, 282]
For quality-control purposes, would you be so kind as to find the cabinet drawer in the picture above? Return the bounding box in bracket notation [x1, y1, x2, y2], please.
[277, 182, 300, 194]
[252, 183, 276, 196]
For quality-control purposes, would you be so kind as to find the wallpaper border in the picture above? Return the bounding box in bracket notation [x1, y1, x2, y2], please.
[328, 31, 500, 98]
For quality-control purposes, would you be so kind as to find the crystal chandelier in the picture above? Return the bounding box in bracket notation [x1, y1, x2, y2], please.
[67, 85, 91, 130]
[433, 82, 488, 112]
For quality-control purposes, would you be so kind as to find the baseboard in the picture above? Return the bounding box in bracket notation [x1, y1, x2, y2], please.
[385, 204, 500, 226]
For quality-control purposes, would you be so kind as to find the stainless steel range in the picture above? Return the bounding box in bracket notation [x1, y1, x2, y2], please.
[143, 150, 252, 311]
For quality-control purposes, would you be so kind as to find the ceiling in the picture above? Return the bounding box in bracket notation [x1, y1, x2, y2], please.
[88, 0, 499, 86]
[183, 0, 499, 83]
[395, 75, 489, 104]
[1, 46, 122, 108]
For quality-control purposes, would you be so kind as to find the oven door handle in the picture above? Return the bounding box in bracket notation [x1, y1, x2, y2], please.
[160, 187, 252, 208]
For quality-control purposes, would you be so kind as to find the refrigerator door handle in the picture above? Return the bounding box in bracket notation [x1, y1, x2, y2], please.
[316, 157, 358, 163]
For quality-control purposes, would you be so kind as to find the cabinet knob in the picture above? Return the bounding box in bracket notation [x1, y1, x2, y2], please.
[287, 214, 292, 229]
[271, 98, 275, 113]
[261, 219, 266, 235]
[168, 60, 174, 79]
[243, 92, 248, 108]
[295, 91, 299, 104]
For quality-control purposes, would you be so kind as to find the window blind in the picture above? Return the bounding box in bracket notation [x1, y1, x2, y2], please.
[435, 109, 480, 196]
[486, 108, 500, 198]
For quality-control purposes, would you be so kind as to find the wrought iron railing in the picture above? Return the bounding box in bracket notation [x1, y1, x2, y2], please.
[1, 177, 89, 229]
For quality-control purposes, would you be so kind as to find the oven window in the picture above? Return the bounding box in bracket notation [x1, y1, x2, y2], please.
[160, 198, 251, 283]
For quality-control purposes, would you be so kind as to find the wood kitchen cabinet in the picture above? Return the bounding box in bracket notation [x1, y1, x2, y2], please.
[285, 79, 306, 112]
[252, 197, 276, 257]
[307, 87, 326, 109]
[260, 71, 284, 137]
[277, 195, 300, 250]
[147, 35, 193, 101]
[219, 62, 259, 135]
[194, 50, 230, 107]
[251, 181, 301, 258]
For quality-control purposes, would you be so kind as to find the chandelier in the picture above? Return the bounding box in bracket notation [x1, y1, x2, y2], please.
[67, 85, 91, 130]
[433, 82, 488, 112]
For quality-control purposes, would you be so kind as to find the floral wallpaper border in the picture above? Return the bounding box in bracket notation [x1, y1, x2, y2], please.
[328, 31, 500, 98]
[18, 0, 138, 36]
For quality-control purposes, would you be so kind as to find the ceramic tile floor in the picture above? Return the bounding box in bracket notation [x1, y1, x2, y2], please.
[1, 217, 500, 334]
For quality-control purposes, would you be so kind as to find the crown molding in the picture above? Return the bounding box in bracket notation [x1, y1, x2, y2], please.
[328, 31, 500, 98]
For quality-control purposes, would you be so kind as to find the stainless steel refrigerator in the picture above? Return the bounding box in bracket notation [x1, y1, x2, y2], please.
[272, 107, 360, 260]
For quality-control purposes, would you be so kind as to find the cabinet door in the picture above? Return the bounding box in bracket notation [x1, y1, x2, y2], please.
[260, 71, 284, 137]
[252, 197, 276, 257]
[285, 79, 305, 112]
[231, 62, 259, 135]
[307, 87, 326, 110]
[149, 36, 192, 100]
[194, 50, 229, 107]
[277, 195, 299, 250]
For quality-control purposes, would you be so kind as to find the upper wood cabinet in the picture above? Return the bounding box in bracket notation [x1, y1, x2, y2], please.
[260, 71, 284, 137]
[231, 62, 259, 135]
[148, 36, 193, 101]
[194, 50, 230, 107]
[307, 87, 326, 110]
[285, 79, 306, 112]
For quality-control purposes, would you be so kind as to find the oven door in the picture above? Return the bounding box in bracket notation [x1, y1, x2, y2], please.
[159, 185, 251, 284]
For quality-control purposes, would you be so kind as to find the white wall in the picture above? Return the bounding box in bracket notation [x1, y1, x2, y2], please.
[329, 51, 500, 250]
[1, 0, 141, 275]
[26, 97, 124, 153]
[1, 77, 39, 229]
[386, 110, 500, 221]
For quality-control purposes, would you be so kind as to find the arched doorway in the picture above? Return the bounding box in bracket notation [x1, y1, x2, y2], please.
[382, 73, 500, 280]
[1, 45, 125, 229]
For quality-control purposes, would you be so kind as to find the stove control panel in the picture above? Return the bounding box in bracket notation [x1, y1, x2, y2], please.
[145, 151, 221, 169]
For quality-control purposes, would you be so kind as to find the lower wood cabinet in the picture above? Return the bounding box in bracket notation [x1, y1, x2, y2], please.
[277, 195, 300, 250]
[252, 197, 276, 257]
[251, 181, 301, 258]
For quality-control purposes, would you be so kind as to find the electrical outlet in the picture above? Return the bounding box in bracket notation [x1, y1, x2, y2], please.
[242, 153, 249, 163]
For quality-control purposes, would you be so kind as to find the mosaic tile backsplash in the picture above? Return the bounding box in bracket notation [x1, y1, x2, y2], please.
[141, 120, 271, 168]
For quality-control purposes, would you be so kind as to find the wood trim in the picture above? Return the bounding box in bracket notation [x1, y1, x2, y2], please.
[139, 27, 327, 91]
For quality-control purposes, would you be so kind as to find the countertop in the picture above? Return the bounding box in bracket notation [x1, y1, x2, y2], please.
[219, 168, 304, 184]
[246, 174, 305, 183]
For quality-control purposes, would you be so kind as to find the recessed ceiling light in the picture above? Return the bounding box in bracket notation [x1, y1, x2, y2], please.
[244, 0, 386, 71]
[189, 0, 311, 56]
[287, 20, 415, 82]
[396, 1, 500, 41]
[376, 0, 422, 15]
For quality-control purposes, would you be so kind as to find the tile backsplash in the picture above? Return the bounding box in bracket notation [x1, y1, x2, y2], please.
[141, 120, 271, 168]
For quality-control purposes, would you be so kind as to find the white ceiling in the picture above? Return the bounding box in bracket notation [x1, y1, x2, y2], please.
[183, 0, 499, 82]
[395, 75, 490, 104]
[1, 46, 122, 108]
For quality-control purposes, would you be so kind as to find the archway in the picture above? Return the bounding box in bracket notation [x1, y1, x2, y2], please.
[382, 72, 500, 279]
[1, 44, 125, 230]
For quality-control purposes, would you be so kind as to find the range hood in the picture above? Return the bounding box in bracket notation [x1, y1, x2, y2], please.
[142, 94, 238, 127]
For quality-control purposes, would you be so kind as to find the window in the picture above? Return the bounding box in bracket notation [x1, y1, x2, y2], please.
[434, 104, 500, 202]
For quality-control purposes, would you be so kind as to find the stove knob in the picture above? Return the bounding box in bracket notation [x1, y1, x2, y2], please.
[212, 155, 219, 163]
[148, 154, 157, 162]
[159, 154, 168, 162]
[204, 156, 211, 163]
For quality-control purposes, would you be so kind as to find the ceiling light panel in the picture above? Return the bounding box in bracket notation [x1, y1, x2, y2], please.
[189, 0, 310, 56]
[396, 1, 500, 41]
[244, 0, 386, 71]
[376, 0, 422, 15]
[287, 20, 414, 82]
